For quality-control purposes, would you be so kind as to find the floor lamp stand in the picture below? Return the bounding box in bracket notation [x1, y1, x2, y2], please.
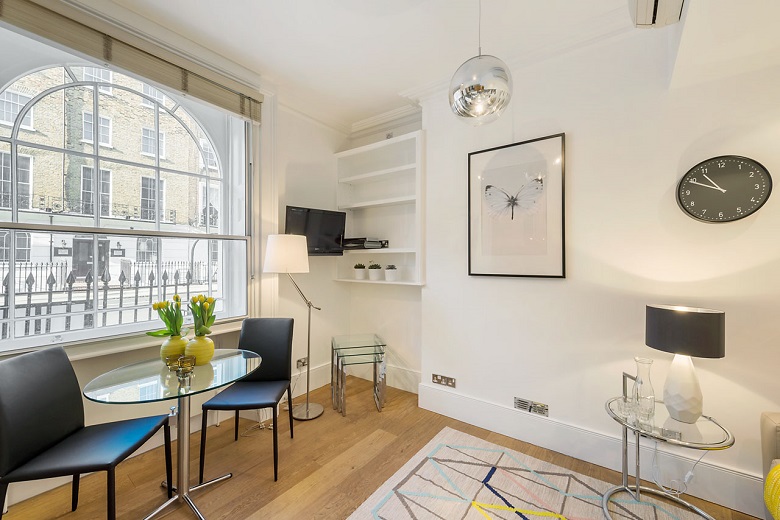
[287, 273, 323, 421]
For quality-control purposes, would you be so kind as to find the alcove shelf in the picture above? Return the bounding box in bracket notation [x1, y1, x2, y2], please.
[335, 130, 424, 286]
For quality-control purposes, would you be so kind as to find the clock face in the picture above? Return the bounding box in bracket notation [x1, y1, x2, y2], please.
[677, 155, 772, 222]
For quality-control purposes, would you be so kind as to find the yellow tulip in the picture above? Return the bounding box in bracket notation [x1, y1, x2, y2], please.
[152, 302, 159, 311]
[198, 294, 205, 303]
[191, 296, 198, 304]
[207, 297, 215, 304]
[173, 294, 180, 302]
[203, 301, 210, 310]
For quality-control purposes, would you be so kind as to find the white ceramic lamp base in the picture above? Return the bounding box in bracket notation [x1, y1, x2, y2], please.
[663, 354, 703, 424]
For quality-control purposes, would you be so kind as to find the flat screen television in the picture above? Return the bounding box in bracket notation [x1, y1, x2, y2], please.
[284, 205, 346, 256]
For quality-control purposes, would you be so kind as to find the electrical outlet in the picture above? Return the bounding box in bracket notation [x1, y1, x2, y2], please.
[296, 357, 308, 369]
[432, 374, 456, 388]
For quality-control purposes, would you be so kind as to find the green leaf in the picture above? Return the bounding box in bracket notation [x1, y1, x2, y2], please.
[200, 326, 212, 335]
[146, 329, 171, 337]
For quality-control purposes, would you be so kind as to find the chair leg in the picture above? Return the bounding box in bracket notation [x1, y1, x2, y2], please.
[234, 411, 240, 441]
[272, 407, 278, 482]
[107, 468, 116, 520]
[199, 410, 208, 485]
[71, 474, 80, 511]
[164, 423, 173, 499]
[287, 386, 294, 439]
[0, 481, 8, 519]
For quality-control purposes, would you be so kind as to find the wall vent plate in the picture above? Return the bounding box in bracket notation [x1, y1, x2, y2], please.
[514, 397, 548, 417]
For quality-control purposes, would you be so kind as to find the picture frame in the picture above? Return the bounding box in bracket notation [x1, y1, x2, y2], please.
[468, 133, 565, 278]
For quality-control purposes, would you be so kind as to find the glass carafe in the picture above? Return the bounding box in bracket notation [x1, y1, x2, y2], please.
[632, 357, 655, 428]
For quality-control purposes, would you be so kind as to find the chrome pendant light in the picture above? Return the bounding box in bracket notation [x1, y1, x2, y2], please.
[449, 0, 513, 125]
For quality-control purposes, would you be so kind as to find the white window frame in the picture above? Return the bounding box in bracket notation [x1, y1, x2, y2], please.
[0, 62, 249, 354]
[141, 127, 166, 159]
[82, 112, 112, 147]
[140, 176, 165, 221]
[199, 138, 218, 170]
[81, 165, 112, 217]
[83, 66, 113, 94]
[0, 151, 32, 210]
[0, 91, 33, 129]
[0, 231, 31, 262]
[141, 83, 166, 107]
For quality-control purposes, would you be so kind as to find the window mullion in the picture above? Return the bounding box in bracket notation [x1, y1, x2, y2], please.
[154, 104, 161, 232]
[6, 230, 16, 342]
[92, 83, 101, 228]
[9, 143, 19, 222]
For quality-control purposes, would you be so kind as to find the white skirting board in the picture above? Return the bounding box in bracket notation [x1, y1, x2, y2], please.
[418, 383, 762, 518]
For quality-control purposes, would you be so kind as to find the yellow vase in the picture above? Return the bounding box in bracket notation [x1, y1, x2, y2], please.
[185, 335, 215, 366]
[160, 335, 187, 362]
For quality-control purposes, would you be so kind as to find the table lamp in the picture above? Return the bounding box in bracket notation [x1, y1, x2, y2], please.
[264, 234, 323, 420]
[645, 304, 725, 423]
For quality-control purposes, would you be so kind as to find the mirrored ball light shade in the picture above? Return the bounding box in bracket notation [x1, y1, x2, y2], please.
[449, 54, 513, 125]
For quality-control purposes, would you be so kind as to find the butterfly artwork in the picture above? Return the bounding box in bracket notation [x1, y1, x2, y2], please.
[483, 177, 544, 220]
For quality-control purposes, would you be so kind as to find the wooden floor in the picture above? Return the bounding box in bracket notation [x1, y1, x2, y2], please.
[5, 377, 758, 519]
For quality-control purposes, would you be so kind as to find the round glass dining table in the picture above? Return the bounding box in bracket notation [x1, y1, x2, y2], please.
[84, 349, 260, 520]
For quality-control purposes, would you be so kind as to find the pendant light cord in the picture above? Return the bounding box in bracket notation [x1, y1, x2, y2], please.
[478, 0, 482, 56]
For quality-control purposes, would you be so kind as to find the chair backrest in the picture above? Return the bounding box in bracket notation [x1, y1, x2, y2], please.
[0, 347, 85, 477]
[238, 318, 294, 383]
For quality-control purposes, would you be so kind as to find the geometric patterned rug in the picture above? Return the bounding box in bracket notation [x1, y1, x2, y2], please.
[348, 427, 703, 520]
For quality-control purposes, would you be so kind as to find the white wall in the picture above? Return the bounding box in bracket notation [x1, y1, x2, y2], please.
[271, 106, 352, 392]
[416, 26, 779, 517]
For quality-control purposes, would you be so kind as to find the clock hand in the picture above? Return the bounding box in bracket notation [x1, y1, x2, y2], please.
[701, 173, 727, 193]
[688, 180, 727, 192]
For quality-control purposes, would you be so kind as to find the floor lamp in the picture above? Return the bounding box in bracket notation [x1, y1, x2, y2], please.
[263, 234, 323, 420]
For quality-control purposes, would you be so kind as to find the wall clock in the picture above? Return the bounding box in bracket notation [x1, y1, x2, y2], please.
[677, 155, 772, 222]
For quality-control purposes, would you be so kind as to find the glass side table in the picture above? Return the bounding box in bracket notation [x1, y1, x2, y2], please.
[603, 397, 734, 520]
[331, 333, 387, 416]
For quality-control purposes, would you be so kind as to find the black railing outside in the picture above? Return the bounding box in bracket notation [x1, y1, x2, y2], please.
[0, 261, 218, 341]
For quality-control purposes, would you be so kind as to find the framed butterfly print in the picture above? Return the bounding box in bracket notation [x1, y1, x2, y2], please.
[468, 133, 565, 278]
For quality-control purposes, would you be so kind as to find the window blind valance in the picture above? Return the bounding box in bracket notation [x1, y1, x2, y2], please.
[0, 0, 262, 122]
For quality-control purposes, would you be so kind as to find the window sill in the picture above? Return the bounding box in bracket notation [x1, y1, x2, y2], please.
[63, 318, 245, 361]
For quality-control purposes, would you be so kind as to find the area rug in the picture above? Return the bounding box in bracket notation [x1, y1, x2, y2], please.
[348, 426, 702, 520]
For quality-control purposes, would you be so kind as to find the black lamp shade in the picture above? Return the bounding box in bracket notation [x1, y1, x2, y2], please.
[645, 304, 725, 359]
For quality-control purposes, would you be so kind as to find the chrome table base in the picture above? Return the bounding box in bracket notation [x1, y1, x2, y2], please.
[144, 395, 231, 520]
[601, 424, 714, 520]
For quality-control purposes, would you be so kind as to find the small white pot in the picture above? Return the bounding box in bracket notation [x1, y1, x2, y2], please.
[384, 269, 398, 282]
[368, 269, 383, 281]
[354, 268, 366, 280]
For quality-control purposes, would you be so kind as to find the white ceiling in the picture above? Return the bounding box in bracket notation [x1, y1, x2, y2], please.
[64, 0, 780, 133]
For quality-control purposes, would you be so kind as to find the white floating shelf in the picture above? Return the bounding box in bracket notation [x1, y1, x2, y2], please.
[338, 195, 415, 210]
[339, 163, 416, 185]
[343, 248, 415, 255]
[335, 278, 424, 286]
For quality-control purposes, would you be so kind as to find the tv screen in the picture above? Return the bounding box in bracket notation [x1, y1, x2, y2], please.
[284, 205, 346, 256]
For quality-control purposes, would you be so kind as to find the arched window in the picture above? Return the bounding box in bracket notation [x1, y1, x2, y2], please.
[0, 28, 250, 351]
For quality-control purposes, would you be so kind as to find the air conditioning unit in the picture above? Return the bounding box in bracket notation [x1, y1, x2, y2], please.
[628, 0, 685, 28]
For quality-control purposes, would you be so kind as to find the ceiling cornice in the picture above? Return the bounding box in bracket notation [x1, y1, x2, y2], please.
[350, 104, 421, 135]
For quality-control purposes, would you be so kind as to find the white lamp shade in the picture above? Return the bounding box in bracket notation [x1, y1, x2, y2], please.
[263, 234, 309, 274]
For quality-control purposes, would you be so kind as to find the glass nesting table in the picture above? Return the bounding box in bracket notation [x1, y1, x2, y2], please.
[603, 397, 734, 519]
[331, 333, 386, 416]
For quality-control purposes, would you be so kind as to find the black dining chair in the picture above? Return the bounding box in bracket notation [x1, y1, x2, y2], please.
[199, 317, 294, 483]
[0, 347, 172, 520]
